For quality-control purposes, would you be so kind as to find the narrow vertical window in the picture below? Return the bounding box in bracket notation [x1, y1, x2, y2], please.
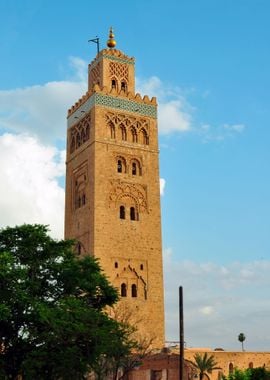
[131, 284, 137, 298]
[121, 81, 126, 92]
[114, 262, 118, 269]
[131, 128, 137, 143]
[130, 207, 136, 221]
[110, 124, 115, 139]
[120, 206, 125, 219]
[120, 125, 127, 141]
[140, 264, 144, 270]
[132, 162, 137, 175]
[111, 79, 116, 90]
[117, 160, 122, 173]
[121, 283, 127, 297]
[76, 132, 81, 148]
[229, 363, 234, 374]
[77, 243, 81, 255]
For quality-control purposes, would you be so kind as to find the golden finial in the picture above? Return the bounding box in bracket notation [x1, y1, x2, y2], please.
[107, 27, 116, 49]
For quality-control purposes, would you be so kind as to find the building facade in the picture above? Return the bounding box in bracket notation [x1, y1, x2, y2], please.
[65, 29, 165, 347]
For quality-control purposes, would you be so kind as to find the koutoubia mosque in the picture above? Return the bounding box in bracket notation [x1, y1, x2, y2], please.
[65, 28, 165, 348]
[64, 29, 270, 380]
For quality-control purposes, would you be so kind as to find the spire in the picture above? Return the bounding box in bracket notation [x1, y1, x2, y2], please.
[107, 27, 116, 49]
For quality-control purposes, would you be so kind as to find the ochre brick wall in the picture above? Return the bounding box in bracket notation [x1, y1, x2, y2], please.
[184, 349, 270, 379]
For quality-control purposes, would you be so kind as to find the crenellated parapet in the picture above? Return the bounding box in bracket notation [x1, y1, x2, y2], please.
[90, 48, 135, 67]
[67, 83, 157, 118]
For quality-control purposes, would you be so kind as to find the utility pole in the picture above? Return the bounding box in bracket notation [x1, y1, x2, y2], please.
[179, 286, 184, 380]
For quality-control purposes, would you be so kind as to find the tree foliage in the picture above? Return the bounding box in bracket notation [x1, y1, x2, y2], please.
[192, 352, 220, 380]
[0, 224, 125, 380]
[223, 367, 270, 380]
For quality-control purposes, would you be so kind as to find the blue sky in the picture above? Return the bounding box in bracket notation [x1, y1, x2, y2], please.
[1, 0, 270, 351]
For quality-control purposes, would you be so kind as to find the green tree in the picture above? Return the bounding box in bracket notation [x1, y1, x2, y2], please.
[238, 333, 246, 352]
[192, 352, 220, 380]
[223, 367, 270, 380]
[0, 224, 123, 380]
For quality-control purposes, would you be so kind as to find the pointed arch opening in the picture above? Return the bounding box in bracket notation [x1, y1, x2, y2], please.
[117, 157, 126, 173]
[76, 132, 81, 148]
[120, 205, 125, 219]
[118, 160, 123, 173]
[132, 162, 137, 176]
[130, 207, 136, 221]
[141, 128, 149, 145]
[120, 124, 127, 141]
[111, 78, 118, 91]
[121, 80, 127, 92]
[131, 284, 137, 298]
[131, 127, 137, 143]
[131, 159, 142, 176]
[121, 283, 127, 297]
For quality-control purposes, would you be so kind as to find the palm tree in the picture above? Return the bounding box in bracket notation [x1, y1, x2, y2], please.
[192, 352, 220, 380]
[238, 333, 246, 351]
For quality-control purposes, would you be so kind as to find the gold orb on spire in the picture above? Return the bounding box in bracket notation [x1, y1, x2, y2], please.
[107, 27, 116, 48]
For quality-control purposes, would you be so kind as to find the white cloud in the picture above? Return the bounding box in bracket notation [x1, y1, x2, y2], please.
[137, 76, 192, 134]
[0, 57, 87, 143]
[160, 178, 166, 196]
[0, 133, 65, 239]
[201, 123, 246, 142]
[164, 248, 270, 350]
[199, 306, 215, 316]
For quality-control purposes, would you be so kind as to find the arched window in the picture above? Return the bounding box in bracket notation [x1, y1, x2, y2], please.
[76, 132, 81, 148]
[132, 162, 137, 175]
[120, 206, 125, 219]
[111, 79, 117, 90]
[120, 125, 127, 141]
[121, 283, 127, 297]
[110, 123, 115, 139]
[140, 264, 144, 270]
[229, 363, 234, 374]
[131, 127, 137, 143]
[117, 160, 122, 173]
[82, 129, 87, 143]
[121, 81, 127, 92]
[130, 207, 136, 221]
[131, 284, 137, 298]
[249, 362, 253, 369]
[141, 128, 149, 145]
[114, 262, 118, 269]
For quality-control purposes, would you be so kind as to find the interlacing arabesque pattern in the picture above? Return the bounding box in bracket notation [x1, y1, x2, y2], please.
[106, 111, 149, 145]
[109, 180, 148, 213]
[69, 114, 91, 154]
[109, 61, 129, 81]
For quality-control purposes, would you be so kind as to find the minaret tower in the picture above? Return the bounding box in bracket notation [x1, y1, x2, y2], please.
[65, 28, 165, 347]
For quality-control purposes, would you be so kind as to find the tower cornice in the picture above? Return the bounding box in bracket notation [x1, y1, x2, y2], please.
[90, 48, 135, 68]
[67, 85, 157, 123]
